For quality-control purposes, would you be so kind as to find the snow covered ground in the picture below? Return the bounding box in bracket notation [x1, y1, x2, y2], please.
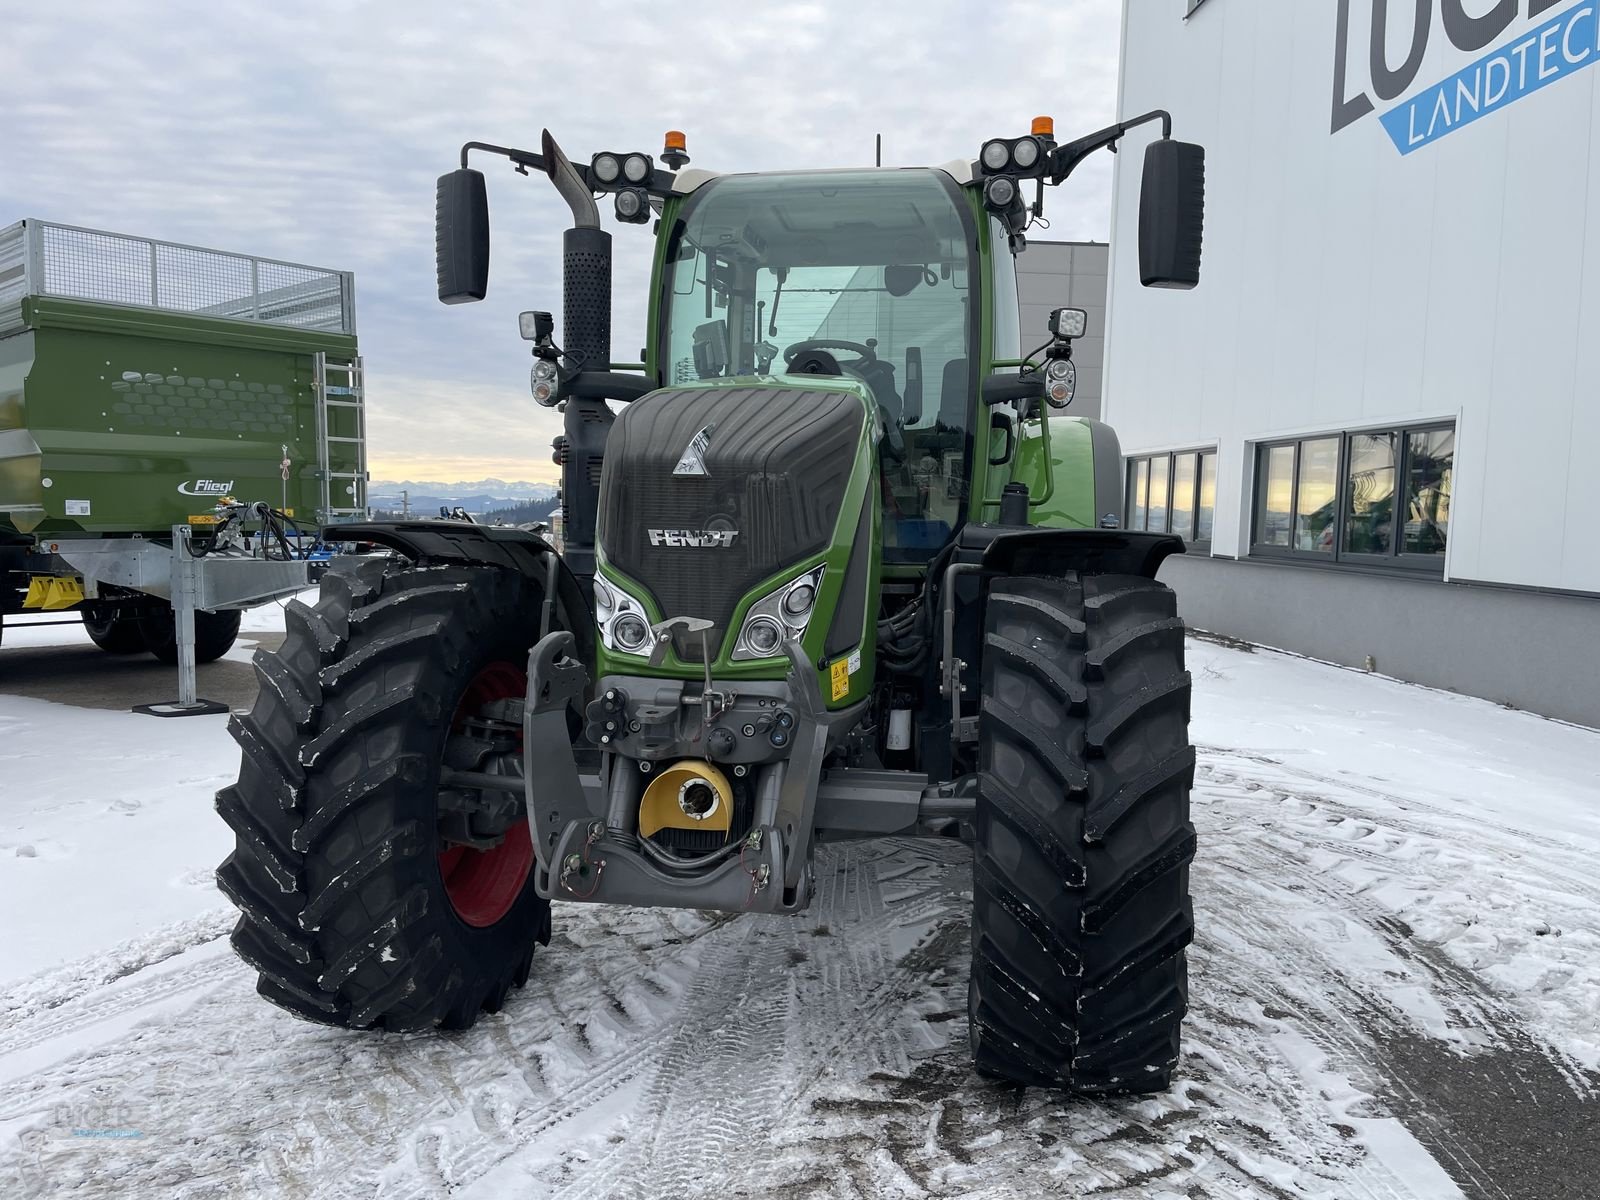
[0, 611, 1596, 1199]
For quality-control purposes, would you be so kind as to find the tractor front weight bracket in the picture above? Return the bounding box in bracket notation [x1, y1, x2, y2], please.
[523, 630, 591, 873]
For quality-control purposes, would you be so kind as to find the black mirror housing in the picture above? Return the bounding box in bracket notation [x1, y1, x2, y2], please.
[436, 168, 490, 304]
[1138, 140, 1205, 290]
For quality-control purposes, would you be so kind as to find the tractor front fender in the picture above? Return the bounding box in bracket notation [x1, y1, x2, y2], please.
[966, 525, 1185, 580]
[324, 522, 595, 660]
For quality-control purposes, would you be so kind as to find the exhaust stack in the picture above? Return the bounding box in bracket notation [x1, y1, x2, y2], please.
[543, 129, 613, 581]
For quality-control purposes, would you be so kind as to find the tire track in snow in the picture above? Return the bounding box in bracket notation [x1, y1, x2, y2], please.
[369, 905, 747, 1199]
[1195, 750, 1600, 1200]
[4, 744, 1592, 1200]
[543, 840, 973, 1200]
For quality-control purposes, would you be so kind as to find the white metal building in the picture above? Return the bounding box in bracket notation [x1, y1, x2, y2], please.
[1104, 0, 1600, 727]
[1017, 241, 1109, 419]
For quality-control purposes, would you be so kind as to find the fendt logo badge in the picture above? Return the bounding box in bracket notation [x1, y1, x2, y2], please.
[647, 529, 740, 548]
[1333, 0, 1599, 153]
[673, 423, 715, 477]
[177, 478, 235, 497]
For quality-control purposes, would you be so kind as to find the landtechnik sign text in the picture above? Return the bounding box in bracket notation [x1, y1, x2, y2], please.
[1332, 0, 1597, 152]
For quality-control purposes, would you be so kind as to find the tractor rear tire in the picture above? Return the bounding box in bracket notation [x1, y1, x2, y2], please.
[215, 555, 553, 1031]
[970, 572, 1195, 1093]
[143, 607, 242, 664]
[83, 612, 148, 655]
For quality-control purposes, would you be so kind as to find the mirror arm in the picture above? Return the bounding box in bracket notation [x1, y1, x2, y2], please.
[460, 138, 679, 202]
[1047, 109, 1173, 186]
[459, 140, 547, 173]
[563, 370, 655, 403]
[981, 372, 1046, 407]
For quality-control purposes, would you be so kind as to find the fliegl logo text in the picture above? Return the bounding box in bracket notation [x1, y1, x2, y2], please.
[647, 528, 739, 548]
[1332, 0, 1599, 153]
[177, 479, 235, 497]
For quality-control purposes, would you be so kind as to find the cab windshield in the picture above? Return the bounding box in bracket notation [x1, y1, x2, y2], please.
[659, 169, 978, 561]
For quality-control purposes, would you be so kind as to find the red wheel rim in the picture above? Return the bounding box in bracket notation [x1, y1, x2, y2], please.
[438, 660, 534, 927]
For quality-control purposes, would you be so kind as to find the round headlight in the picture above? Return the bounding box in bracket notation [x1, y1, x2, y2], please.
[612, 612, 649, 651]
[984, 176, 1017, 210]
[1045, 359, 1076, 408]
[591, 154, 620, 184]
[782, 581, 816, 618]
[1012, 137, 1040, 169]
[981, 140, 1011, 172]
[623, 154, 650, 183]
[530, 358, 559, 406]
[743, 616, 783, 656]
[615, 188, 645, 220]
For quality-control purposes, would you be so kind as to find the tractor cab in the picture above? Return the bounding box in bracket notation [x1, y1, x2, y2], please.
[657, 167, 978, 560]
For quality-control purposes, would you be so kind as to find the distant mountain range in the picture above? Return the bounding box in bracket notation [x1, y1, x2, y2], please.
[369, 478, 558, 517]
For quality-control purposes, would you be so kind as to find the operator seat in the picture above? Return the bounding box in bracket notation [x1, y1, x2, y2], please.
[937, 358, 970, 431]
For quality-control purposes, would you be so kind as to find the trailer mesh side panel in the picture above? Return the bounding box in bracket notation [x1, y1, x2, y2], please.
[0, 219, 354, 335]
[598, 386, 865, 662]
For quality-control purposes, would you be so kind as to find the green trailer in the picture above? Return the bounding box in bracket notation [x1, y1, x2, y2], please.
[0, 219, 368, 684]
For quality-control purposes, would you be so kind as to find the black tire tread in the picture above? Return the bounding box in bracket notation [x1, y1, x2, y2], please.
[215, 555, 552, 1032]
[971, 572, 1196, 1094]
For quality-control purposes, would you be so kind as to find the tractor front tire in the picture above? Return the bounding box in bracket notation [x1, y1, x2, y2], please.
[215, 556, 552, 1031]
[83, 612, 149, 655]
[143, 607, 242, 664]
[970, 573, 1196, 1093]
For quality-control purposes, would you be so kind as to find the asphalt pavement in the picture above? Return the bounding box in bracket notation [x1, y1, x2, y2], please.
[0, 628, 281, 712]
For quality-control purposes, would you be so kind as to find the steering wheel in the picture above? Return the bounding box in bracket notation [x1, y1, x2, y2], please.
[782, 339, 875, 367]
[783, 339, 907, 462]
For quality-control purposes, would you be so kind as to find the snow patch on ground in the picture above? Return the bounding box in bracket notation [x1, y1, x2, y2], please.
[0, 617, 1596, 1198]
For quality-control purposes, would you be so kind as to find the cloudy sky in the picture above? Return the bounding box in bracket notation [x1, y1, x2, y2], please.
[3, 1, 1124, 483]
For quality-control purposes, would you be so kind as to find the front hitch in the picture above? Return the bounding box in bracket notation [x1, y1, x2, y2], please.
[522, 630, 591, 871]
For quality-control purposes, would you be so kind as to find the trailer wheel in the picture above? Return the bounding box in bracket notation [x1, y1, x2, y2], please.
[970, 573, 1195, 1093]
[83, 612, 148, 655]
[142, 607, 242, 664]
[215, 556, 553, 1031]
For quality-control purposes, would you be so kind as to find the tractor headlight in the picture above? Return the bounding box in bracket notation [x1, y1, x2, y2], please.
[743, 616, 783, 657]
[733, 565, 826, 661]
[981, 140, 1011, 172]
[614, 187, 650, 224]
[612, 613, 649, 652]
[1011, 136, 1041, 169]
[782, 580, 816, 618]
[983, 175, 1019, 212]
[595, 568, 653, 657]
[531, 358, 561, 407]
[622, 153, 652, 183]
[1044, 356, 1077, 408]
[591, 153, 621, 184]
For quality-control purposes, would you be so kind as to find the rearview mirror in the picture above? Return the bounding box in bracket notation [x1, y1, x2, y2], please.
[1137, 140, 1205, 289]
[436, 168, 490, 304]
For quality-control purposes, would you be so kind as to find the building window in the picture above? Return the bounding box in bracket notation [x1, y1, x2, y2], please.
[1251, 424, 1454, 570]
[1126, 448, 1218, 549]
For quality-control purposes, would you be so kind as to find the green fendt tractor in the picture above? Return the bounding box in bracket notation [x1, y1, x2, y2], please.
[217, 113, 1205, 1092]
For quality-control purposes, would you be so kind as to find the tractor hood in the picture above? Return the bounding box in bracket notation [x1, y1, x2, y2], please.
[595, 378, 873, 665]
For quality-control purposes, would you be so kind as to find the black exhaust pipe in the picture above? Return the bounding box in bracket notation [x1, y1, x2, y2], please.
[541, 131, 614, 581]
